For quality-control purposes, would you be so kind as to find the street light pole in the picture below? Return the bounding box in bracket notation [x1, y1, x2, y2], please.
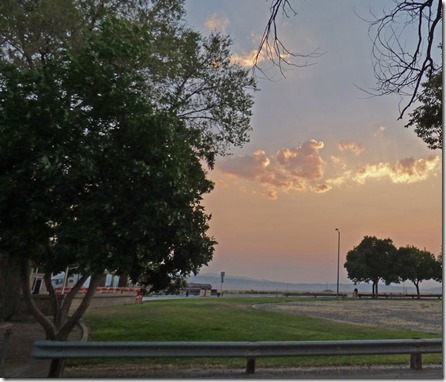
[335, 228, 340, 296]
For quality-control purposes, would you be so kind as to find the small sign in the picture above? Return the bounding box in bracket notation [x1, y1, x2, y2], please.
[220, 272, 225, 283]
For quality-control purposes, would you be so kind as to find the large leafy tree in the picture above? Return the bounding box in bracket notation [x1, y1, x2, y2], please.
[394, 246, 440, 297]
[344, 236, 397, 298]
[0, 1, 255, 377]
[0, 20, 216, 376]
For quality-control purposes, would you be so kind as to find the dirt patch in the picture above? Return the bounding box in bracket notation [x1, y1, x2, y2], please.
[1, 317, 83, 378]
[253, 299, 442, 334]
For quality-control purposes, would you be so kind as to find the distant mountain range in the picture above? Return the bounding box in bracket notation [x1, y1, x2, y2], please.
[187, 273, 442, 294]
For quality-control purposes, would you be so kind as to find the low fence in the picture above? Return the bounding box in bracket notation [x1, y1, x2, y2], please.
[32, 338, 442, 374]
[357, 293, 442, 299]
[53, 286, 140, 295]
[283, 292, 348, 298]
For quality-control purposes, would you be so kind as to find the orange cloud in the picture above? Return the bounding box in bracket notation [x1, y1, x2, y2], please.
[314, 184, 332, 193]
[218, 150, 270, 180]
[338, 140, 364, 155]
[205, 13, 230, 33]
[231, 50, 258, 67]
[217, 141, 440, 199]
[353, 156, 440, 184]
[218, 140, 326, 198]
[231, 32, 291, 68]
[374, 126, 386, 137]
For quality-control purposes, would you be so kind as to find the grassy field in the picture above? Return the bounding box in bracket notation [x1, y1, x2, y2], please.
[81, 296, 442, 368]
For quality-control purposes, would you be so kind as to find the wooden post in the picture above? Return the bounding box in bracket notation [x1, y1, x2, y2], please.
[410, 353, 422, 369]
[246, 357, 256, 373]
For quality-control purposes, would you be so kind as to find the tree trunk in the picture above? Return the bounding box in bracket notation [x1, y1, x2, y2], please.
[98, 274, 107, 287]
[415, 281, 420, 298]
[19, 260, 57, 339]
[46, 273, 103, 377]
[55, 273, 102, 340]
[48, 359, 65, 378]
[18, 261, 104, 377]
[0, 253, 21, 321]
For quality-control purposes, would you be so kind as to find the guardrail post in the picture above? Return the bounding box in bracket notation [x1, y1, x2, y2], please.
[410, 353, 422, 370]
[246, 357, 256, 373]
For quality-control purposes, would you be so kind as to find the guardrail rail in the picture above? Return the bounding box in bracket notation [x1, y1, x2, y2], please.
[32, 338, 442, 374]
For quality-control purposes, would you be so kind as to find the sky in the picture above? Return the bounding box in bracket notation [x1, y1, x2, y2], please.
[183, 0, 442, 286]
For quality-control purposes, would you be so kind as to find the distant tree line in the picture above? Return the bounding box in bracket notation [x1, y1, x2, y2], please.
[344, 236, 442, 298]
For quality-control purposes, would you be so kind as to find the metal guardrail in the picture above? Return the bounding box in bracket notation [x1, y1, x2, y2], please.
[32, 338, 442, 373]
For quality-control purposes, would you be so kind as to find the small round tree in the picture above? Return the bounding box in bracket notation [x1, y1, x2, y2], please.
[344, 236, 397, 298]
[395, 246, 439, 297]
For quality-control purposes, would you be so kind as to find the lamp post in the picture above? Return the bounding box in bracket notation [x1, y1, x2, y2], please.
[335, 228, 340, 296]
[220, 272, 225, 297]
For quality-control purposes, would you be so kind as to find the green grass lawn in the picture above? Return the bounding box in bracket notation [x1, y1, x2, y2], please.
[80, 297, 442, 368]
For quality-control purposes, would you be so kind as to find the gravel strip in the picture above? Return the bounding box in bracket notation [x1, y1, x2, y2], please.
[253, 299, 442, 333]
[62, 364, 443, 379]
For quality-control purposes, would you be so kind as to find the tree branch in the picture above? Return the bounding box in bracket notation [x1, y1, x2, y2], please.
[19, 261, 56, 339]
[254, 0, 324, 77]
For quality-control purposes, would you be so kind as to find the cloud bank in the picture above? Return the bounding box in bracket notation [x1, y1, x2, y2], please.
[353, 156, 441, 184]
[218, 140, 329, 199]
[217, 140, 441, 199]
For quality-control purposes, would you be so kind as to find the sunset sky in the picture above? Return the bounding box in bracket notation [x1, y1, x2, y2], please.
[184, 0, 442, 286]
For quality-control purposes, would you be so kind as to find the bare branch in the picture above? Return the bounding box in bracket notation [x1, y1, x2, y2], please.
[254, 0, 324, 77]
[364, 0, 442, 119]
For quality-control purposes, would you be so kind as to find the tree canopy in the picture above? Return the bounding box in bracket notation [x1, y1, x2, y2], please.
[0, 2, 256, 376]
[393, 246, 441, 296]
[0, 12, 216, 321]
[0, 0, 256, 158]
[405, 70, 442, 150]
[344, 236, 397, 297]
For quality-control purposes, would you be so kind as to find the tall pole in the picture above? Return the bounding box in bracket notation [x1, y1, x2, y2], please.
[220, 272, 225, 297]
[335, 228, 340, 296]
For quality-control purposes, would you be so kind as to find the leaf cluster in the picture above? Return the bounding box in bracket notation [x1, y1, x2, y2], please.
[405, 71, 442, 150]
